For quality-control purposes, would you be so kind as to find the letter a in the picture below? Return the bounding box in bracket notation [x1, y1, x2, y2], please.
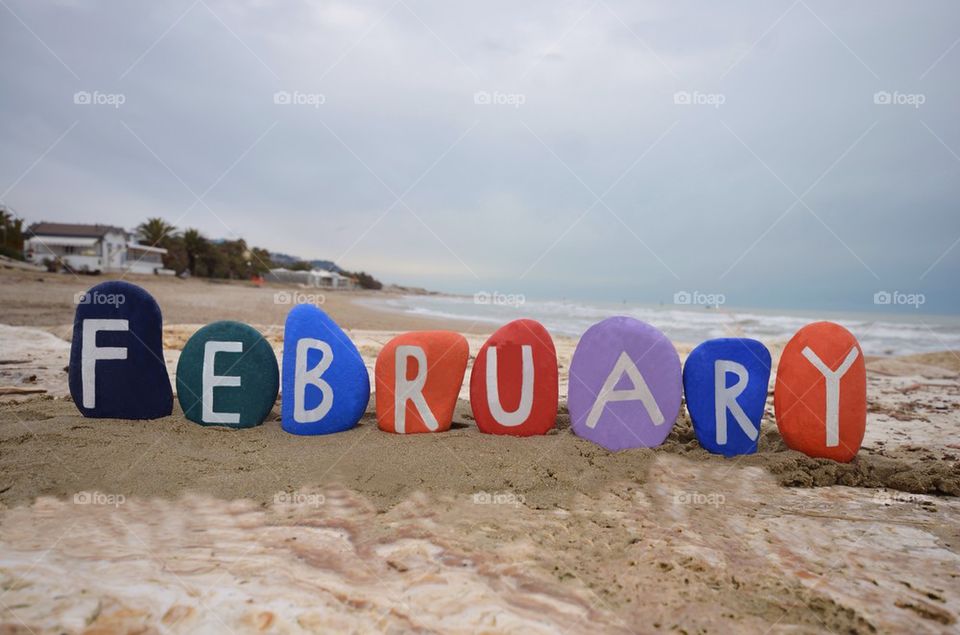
[586, 351, 664, 429]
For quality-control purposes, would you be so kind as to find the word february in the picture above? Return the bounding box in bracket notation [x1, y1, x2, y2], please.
[70, 282, 868, 462]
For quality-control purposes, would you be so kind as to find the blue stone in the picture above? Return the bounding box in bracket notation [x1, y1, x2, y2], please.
[281, 303, 370, 435]
[176, 321, 279, 428]
[68, 281, 173, 419]
[683, 338, 771, 457]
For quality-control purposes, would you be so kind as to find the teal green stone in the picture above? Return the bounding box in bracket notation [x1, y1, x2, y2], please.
[176, 321, 279, 428]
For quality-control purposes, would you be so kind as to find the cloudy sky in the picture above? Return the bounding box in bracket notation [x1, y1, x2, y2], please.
[2, 1, 958, 312]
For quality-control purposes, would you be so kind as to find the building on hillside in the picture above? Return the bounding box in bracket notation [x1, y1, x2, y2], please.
[268, 267, 358, 289]
[23, 222, 171, 275]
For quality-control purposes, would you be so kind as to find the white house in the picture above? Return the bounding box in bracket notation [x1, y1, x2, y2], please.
[24, 222, 170, 275]
[268, 267, 357, 289]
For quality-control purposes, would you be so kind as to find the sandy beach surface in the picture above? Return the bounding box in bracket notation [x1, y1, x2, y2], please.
[1, 268, 959, 633]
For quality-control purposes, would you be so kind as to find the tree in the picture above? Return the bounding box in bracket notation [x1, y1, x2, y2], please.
[182, 228, 208, 277]
[136, 217, 177, 247]
[162, 236, 189, 275]
[0, 206, 24, 259]
[345, 270, 383, 290]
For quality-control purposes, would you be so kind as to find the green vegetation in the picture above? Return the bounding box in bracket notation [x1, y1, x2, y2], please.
[136, 218, 271, 279]
[0, 206, 24, 260]
[136, 218, 382, 287]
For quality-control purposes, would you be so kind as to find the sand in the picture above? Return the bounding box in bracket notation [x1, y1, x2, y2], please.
[1, 268, 959, 633]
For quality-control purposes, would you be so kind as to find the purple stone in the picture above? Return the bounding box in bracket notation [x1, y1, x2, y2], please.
[568, 316, 682, 451]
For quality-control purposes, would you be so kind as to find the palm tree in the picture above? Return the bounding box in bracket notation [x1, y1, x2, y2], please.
[182, 228, 208, 276]
[136, 217, 177, 247]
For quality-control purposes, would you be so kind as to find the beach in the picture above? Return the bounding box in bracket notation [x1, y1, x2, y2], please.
[1, 268, 958, 633]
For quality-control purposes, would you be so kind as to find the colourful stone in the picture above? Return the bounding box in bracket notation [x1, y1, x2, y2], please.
[774, 321, 866, 462]
[568, 316, 681, 451]
[176, 321, 279, 428]
[68, 281, 172, 419]
[281, 303, 369, 435]
[375, 331, 468, 434]
[683, 338, 771, 457]
[469, 319, 558, 436]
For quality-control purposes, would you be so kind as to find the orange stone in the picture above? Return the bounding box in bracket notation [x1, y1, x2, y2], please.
[375, 331, 469, 434]
[774, 321, 866, 462]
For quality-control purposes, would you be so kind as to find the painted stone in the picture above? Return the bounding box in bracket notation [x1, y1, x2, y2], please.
[176, 320, 279, 428]
[68, 281, 173, 419]
[683, 338, 771, 457]
[469, 319, 558, 436]
[281, 303, 370, 435]
[774, 321, 866, 462]
[375, 331, 468, 434]
[568, 316, 681, 451]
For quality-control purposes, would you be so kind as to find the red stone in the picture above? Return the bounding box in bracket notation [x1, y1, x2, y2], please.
[469, 319, 559, 436]
[774, 321, 866, 462]
[375, 331, 468, 434]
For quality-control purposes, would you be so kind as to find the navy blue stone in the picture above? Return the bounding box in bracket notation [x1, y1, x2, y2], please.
[281, 303, 370, 435]
[683, 338, 771, 457]
[68, 281, 173, 419]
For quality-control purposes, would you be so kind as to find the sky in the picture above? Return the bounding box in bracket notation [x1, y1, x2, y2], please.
[1, 1, 958, 313]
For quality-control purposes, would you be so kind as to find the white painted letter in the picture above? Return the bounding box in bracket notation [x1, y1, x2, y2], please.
[294, 338, 334, 423]
[801, 346, 859, 447]
[202, 340, 243, 424]
[714, 360, 757, 444]
[586, 351, 664, 429]
[81, 318, 129, 409]
[394, 345, 437, 433]
[485, 345, 534, 427]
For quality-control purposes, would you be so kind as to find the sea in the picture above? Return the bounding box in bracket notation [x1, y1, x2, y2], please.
[359, 294, 960, 356]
